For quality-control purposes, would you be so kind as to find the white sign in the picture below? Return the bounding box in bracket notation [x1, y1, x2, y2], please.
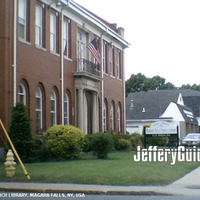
[146, 121, 177, 135]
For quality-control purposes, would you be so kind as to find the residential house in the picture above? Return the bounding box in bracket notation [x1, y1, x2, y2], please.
[126, 89, 200, 140]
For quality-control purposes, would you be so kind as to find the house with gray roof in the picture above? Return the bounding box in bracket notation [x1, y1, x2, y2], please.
[126, 89, 200, 140]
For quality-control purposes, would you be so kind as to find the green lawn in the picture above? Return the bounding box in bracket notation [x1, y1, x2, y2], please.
[0, 151, 199, 186]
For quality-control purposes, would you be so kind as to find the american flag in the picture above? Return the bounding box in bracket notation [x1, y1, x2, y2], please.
[87, 39, 101, 64]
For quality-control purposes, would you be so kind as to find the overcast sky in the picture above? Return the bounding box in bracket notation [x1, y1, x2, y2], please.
[75, 0, 200, 87]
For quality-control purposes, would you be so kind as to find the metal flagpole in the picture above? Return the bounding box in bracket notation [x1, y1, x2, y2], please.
[0, 119, 30, 179]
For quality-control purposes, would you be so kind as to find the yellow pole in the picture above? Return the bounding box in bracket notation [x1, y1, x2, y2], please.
[0, 119, 30, 179]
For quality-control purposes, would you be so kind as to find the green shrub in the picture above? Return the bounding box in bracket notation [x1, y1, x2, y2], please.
[9, 102, 37, 163]
[90, 132, 114, 159]
[45, 125, 85, 160]
[130, 134, 144, 150]
[82, 134, 95, 152]
[117, 138, 131, 150]
[34, 138, 51, 162]
[82, 136, 90, 152]
[112, 134, 131, 150]
[146, 136, 168, 146]
[111, 135, 120, 150]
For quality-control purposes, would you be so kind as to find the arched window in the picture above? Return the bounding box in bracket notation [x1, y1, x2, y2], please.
[103, 100, 107, 132]
[117, 103, 121, 132]
[64, 92, 69, 124]
[50, 89, 57, 126]
[35, 86, 43, 131]
[110, 102, 114, 131]
[18, 83, 26, 105]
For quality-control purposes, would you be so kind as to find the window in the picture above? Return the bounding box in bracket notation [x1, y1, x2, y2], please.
[109, 46, 113, 76]
[117, 104, 121, 132]
[18, 0, 27, 40]
[50, 13, 57, 52]
[116, 50, 121, 79]
[103, 101, 107, 132]
[50, 90, 57, 126]
[35, 4, 43, 47]
[103, 42, 107, 73]
[18, 83, 26, 105]
[110, 103, 114, 131]
[77, 30, 86, 59]
[35, 86, 43, 131]
[77, 30, 87, 71]
[64, 93, 69, 124]
[63, 19, 69, 57]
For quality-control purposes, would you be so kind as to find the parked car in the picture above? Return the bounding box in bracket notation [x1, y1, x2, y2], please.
[181, 133, 200, 147]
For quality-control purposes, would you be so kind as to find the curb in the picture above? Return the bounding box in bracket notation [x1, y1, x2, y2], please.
[0, 187, 173, 196]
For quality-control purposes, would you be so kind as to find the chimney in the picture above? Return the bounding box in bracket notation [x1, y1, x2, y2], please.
[118, 27, 124, 38]
[130, 100, 134, 110]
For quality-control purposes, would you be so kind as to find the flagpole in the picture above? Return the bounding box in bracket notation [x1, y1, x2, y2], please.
[0, 119, 30, 179]
[77, 38, 101, 72]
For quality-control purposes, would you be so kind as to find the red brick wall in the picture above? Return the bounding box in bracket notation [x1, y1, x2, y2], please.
[0, 0, 126, 138]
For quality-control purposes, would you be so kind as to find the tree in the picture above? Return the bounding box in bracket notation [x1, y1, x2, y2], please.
[125, 73, 148, 96]
[180, 84, 200, 91]
[126, 73, 176, 96]
[9, 102, 36, 162]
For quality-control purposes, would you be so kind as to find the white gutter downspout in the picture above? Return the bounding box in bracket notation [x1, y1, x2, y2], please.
[13, 0, 17, 105]
[123, 50, 126, 134]
[60, 1, 71, 125]
[61, 10, 64, 124]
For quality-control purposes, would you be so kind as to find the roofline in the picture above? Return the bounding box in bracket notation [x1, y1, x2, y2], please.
[61, 0, 130, 48]
[126, 119, 158, 122]
[127, 118, 174, 122]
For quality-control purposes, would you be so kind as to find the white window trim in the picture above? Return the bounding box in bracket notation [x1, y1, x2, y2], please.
[103, 101, 107, 132]
[117, 105, 121, 132]
[64, 93, 69, 124]
[18, 83, 27, 105]
[109, 46, 113, 76]
[110, 103, 114, 131]
[51, 90, 57, 125]
[116, 50, 120, 79]
[35, 4, 43, 47]
[35, 87, 43, 130]
[63, 20, 69, 57]
[50, 13, 56, 52]
[103, 42, 106, 73]
[18, 0, 27, 40]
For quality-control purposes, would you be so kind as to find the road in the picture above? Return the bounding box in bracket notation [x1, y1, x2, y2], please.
[0, 192, 200, 200]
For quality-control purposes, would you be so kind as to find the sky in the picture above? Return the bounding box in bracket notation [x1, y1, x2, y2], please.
[74, 0, 200, 87]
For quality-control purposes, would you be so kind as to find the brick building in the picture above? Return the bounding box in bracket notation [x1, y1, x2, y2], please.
[0, 0, 129, 144]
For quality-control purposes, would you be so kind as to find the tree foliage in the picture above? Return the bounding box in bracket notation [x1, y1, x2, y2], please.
[126, 73, 176, 96]
[9, 102, 37, 163]
[180, 84, 200, 91]
[126, 73, 200, 96]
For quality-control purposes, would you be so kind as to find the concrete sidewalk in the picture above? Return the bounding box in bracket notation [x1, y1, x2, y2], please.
[0, 167, 200, 196]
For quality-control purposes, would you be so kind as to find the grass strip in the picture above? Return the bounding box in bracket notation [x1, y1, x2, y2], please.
[0, 151, 199, 185]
